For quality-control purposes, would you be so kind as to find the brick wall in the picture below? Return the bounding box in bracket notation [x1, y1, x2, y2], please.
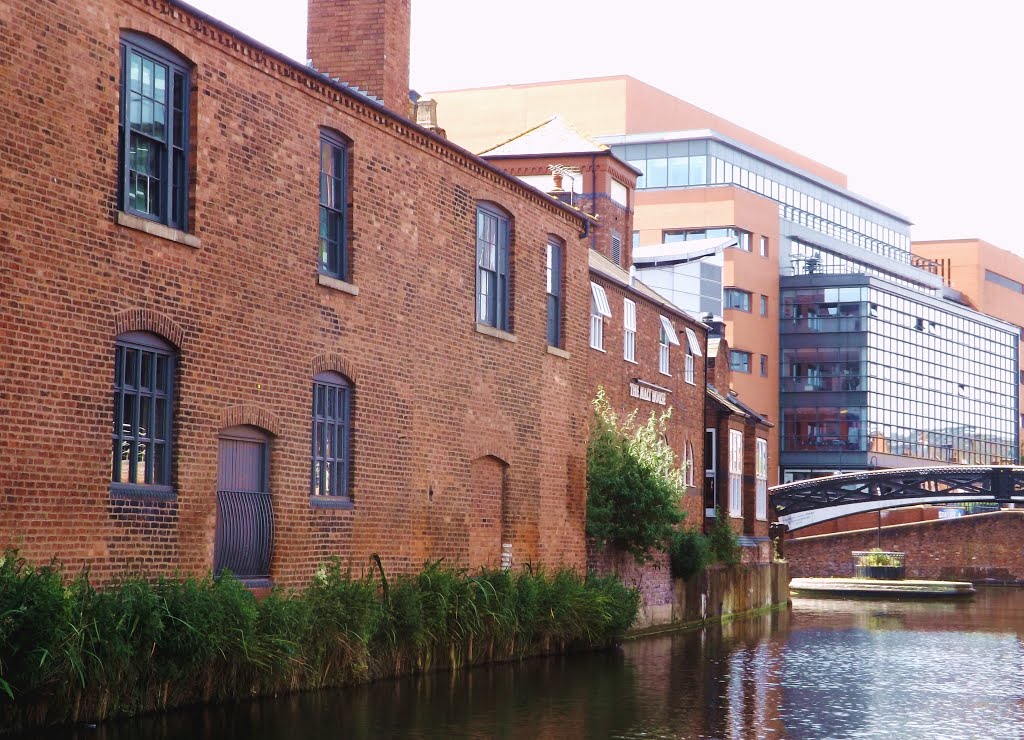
[307, 0, 411, 111]
[0, 0, 590, 585]
[586, 275, 708, 529]
[786, 510, 1024, 582]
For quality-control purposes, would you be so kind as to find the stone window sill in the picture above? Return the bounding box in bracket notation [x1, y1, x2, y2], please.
[547, 345, 570, 359]
[110, 483, 177, 501]
[475, 323, 517, 343]
[309, 495, 354, 510]
[117, 211, 200, 249]
[317, 273, 360, 296]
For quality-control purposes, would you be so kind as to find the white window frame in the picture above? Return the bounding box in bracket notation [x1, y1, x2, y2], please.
[685, 327, 703, 357]
[705, 427, 717, 518]
[659, 328, 670, 375]
[590, 282, 612, 351]
[755, 437, 768, 520]
[729, 429, 743, 518]
[685, 351, 695, 385]
[684, 441, 695, 487]
[623, 298, 636, 362]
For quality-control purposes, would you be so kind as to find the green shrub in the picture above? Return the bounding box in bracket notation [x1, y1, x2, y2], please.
[707, 508, 741, 566]
[857, 549, 901, 567]
[0, 549, 641, 732]
[586, 388, 685, 562]
[0, 552, 76, 702]
[669, 528, 712, 580]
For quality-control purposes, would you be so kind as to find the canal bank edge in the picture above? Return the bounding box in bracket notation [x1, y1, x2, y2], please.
[626, 562, 790, 638]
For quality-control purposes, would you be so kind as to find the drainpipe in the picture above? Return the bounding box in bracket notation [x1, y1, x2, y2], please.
[702, 323, 710, 532]
[590, 152, 597, 252]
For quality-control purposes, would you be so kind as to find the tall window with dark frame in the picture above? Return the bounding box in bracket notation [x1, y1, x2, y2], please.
[319, 132, 349, 279]
[311, 372, 352, 501]
[119, 33, 189, 231]
[546, 239, 564, 347]
[476, 205, 511, 330]
[112, 332, 175, 491]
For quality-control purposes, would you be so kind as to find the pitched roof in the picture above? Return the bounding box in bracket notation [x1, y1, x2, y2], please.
[479, 115, 607, 156]
[706, 384, 773, 427]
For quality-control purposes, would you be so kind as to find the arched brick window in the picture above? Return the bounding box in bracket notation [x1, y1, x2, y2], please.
[112, 331, 176, 495]
[311, 370, 353, 506]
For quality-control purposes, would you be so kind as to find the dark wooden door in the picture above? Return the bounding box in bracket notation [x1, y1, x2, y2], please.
[214, 429, 273, 583]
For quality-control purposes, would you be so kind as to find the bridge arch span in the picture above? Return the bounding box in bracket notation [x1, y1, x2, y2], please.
[771, 466, 1024, 531]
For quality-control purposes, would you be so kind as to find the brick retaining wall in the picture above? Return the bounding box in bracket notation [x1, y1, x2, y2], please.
[786, 510, 1024, 583]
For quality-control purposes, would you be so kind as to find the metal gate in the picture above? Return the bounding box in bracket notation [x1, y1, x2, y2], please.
[214, 429, 273, 582]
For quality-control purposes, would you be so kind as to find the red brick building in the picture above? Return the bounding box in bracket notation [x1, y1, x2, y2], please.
[475, 118, 710, 527]
[705, 332, 774, 559]
[0, 0, 596, 586]
[0, 0, 774, 591]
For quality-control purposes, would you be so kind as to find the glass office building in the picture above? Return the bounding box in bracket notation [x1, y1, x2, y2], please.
[609, 130, 1020, 479]
[609, 134, 913, 263]
[779, 274, 1018, 479]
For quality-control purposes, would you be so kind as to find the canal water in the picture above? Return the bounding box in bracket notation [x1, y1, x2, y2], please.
[32, 587, 1024, 739]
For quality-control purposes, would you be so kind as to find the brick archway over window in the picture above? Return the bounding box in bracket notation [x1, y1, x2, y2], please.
[220, 405, 282, 437]
[113, 309, 185, 348]
[311, 352, 357, 381]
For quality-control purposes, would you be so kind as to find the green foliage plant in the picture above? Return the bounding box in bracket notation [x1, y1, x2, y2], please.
[857, 549, 901, 567]
[586, 387, 686, 563]
[707, 508, 741, 566]
[0, 549, 640, 733]
[669, 527, 712, 580]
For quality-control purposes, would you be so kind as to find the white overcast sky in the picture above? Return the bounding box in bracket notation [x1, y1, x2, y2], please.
[187, 0, 1024, 255]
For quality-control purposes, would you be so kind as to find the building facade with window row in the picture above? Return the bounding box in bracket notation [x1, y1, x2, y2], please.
[0, 0, 603, 585]
[428, 75, 1020, 483]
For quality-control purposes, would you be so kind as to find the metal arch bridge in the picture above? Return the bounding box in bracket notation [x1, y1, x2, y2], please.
[770, 465, 1024, 531]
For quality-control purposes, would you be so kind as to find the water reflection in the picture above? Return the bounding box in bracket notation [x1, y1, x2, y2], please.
[27, 588, 1024, 740]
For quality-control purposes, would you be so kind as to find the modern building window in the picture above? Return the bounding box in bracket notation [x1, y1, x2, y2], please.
[760, 354, 768, 377]
[760, 295, 769, 316]
[546, 239, 564, 347]
[623, 298, 637, 362]
[986, 269, 1024, 294]
[312, 372, 352, 501]
[724, 288, 752, 312]
[476, 204, 511, 330]
[728, 429, 743, 517]
[119, 33, 190, 230]
[617, 140, 708, 190]
[755, 437, 768, 520]
[590, 282, 611, 350]
[632, 231, 640, 250]
[319, 131, 349, 279]
[611, 233, 622, 266]
[759, 236, 769, 258]
[730, 350, 752, 374]
[112, 332, 175, 491]
[664, 227, 749, 251]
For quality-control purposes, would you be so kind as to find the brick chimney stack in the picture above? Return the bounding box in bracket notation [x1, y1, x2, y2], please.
[307, 0, 411, 113]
